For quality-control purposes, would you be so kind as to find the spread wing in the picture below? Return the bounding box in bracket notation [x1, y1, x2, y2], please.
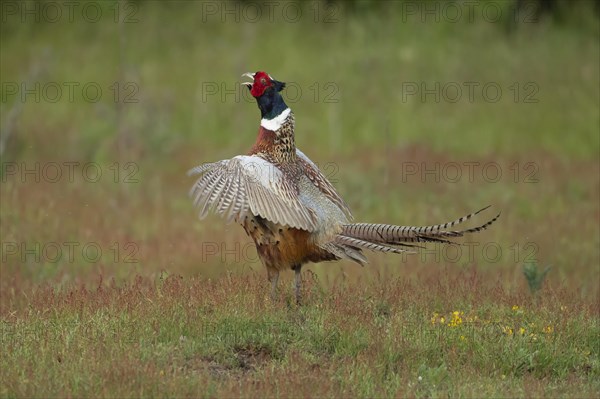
[296, 148, 353, 221]
[188, 155, 317, 231]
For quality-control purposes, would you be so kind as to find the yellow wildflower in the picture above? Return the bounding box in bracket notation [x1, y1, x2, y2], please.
[519, 327, 525, 336]
[544, 325, 553, 334]
[512, 305, 519, 311]
[448, 311, 463, 327]
[529, 333, 538, 341]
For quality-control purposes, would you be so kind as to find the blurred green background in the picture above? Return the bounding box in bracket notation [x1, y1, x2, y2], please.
[1, 0, 599, 294]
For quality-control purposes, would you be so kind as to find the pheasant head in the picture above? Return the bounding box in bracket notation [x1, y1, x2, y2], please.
[242, 71, 289, 121]
[242, 71, 296, 162]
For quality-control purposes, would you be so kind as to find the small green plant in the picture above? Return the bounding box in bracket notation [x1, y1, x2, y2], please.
[416, 363, 451, 398]
[522, 262, 552, 295]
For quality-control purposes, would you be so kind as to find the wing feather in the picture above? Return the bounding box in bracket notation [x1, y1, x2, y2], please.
[296, 148, 353, 221]
[188, 155, 317, 231]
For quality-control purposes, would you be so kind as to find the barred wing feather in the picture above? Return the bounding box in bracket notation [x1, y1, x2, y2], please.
[188, 155, 317, 231]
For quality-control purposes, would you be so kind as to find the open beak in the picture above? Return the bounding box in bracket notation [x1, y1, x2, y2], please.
[241, 72, 255, 88]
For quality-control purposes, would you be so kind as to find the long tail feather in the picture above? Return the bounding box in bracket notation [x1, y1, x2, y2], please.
[341, 206, 499, 245]
[330, 207, 499, 262]
[335, 235, 416, 255]
[320, 242, 369, 266]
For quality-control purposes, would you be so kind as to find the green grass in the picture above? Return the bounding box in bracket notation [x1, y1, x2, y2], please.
[1, 272, 598, 397]
[1, 0, 599, 397]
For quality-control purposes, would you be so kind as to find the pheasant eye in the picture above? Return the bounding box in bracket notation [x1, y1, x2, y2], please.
[260, 78, 267, 85]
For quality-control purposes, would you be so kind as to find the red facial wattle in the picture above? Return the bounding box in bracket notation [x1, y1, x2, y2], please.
[250, 71, 272, 98]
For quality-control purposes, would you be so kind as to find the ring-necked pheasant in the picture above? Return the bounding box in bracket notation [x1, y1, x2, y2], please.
[189, 71, 500, 304]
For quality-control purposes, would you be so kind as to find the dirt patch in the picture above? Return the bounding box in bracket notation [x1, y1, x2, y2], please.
[177, 345, 273, 380]
[233, 344, 273, 371]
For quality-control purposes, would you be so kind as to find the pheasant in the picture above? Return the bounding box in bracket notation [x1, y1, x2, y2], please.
[188, 71, 500, 304]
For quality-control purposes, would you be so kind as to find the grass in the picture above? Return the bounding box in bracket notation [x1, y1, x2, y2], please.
[1, 0, 599, 397]
[3, 270, 600, 397]
[1, 271, 599, 397]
